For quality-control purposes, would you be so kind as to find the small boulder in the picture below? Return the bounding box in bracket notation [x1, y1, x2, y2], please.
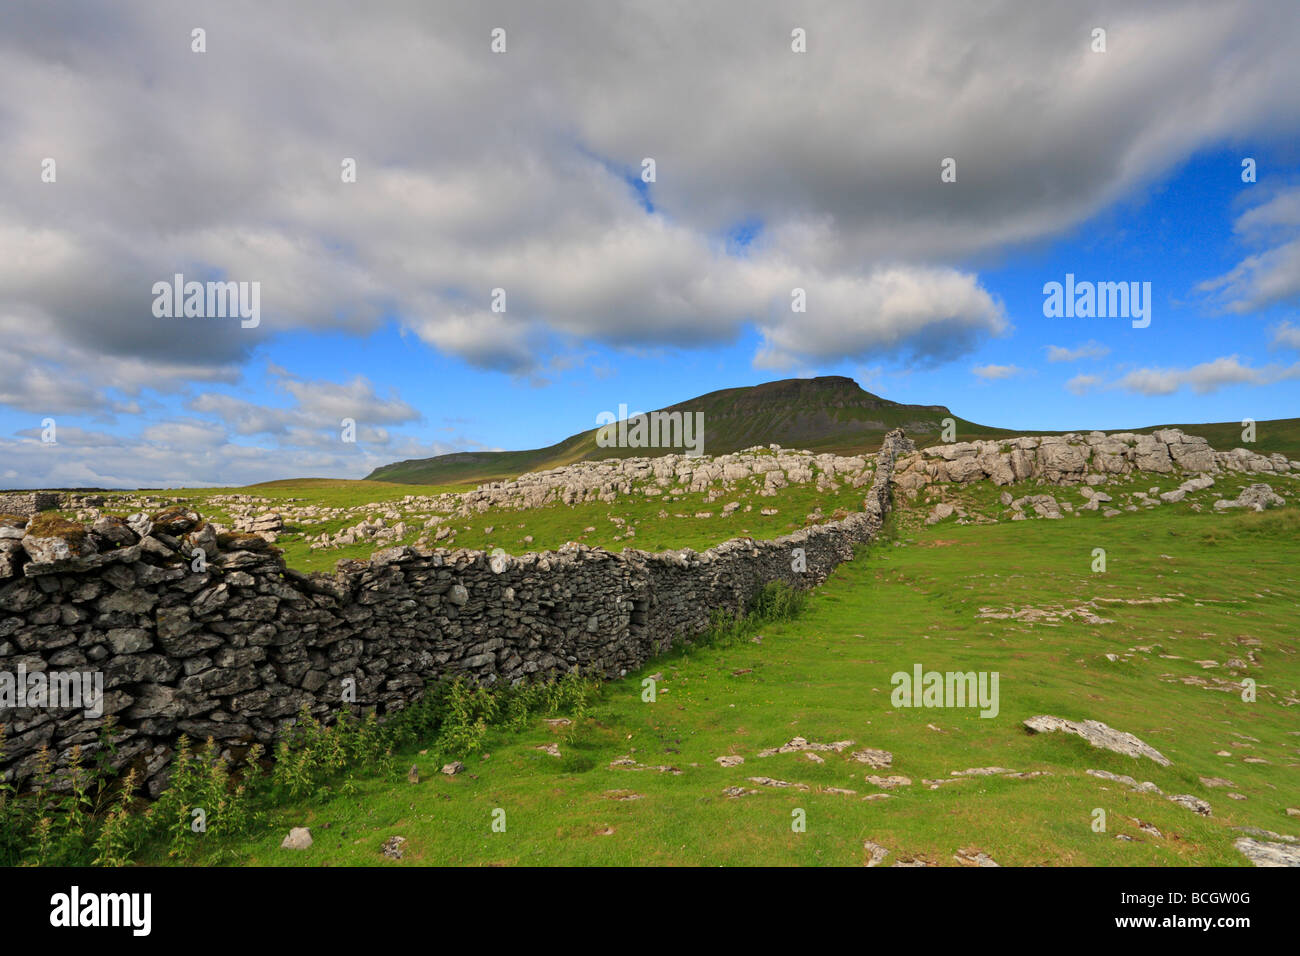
[22, 513, 98, 564]
[150, 505, 201, 536]
[92, 515, 138, 547]
[280, 827, 313, 850]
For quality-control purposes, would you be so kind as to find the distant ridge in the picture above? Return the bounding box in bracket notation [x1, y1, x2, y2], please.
[366, 375, 998, 485]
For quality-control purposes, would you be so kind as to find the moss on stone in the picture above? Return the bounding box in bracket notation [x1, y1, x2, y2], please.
[217, 531, 270, 552]
[150, 505, 199, 533]
[24, 512, 87, 542]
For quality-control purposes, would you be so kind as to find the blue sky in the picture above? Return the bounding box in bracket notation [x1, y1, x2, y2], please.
[2, 1, 1298, 487]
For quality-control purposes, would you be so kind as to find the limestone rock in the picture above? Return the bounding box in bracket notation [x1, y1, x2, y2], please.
[1234, 838, 1300, 867]
[21, 514, 99, 564]
[280, 827, 312, 850]
[849, 748, 893, 768]
[863, 841, 890, 867]
[1024, 715, 1170, 765]
[1215, 483, 1284, 512]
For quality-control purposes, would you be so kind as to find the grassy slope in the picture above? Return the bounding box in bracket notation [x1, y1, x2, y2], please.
[365, 376, 991, 485]
[148, 483, 1300, 866]
[240, 416, 1300, 491]
[372, 413, 1299, 492]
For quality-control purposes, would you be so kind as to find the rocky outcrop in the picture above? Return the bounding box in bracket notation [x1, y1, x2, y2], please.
[0, 432, 912, 796]
[1214, 483, 1286, 512]
[891, 429, 1298, 495]
[459, 445, 876, 514]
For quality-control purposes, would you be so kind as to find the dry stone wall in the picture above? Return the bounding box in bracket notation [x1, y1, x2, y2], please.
[0, 431, 914, 795]
[0, 493, 61, 518]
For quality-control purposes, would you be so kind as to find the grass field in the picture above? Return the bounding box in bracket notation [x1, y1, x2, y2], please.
[69, 468, 878, 573]
[140, 490, 1300, 867]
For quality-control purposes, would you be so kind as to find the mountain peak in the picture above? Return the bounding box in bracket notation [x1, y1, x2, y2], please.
[366, 376, 965, 485]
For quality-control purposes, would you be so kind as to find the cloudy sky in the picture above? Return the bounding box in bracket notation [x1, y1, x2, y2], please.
[2, 0, 1299, 488]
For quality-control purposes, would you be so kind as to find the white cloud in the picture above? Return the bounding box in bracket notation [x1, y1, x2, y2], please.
[973, 364, 1024, 380]
[1198, 187, 1300, 313]
[0, 420, 457, 490]
[755, 265, 1008, 369]
[3, 1, 1300, 484]
[1064, 355, 1300, 396]
[1, 0, 1297, 398]
[1046, 341, 1111, 362]
[1066, 374, 1102, 395]
[1269, 320, 1300, 350]
[1114, 356, 1300, 395]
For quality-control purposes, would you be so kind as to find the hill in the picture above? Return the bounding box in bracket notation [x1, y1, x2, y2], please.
[366, 376, 999, 485]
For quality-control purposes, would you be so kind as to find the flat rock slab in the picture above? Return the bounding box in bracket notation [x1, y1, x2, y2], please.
[1025, 715, 1171, 765]
[954, 849, 1000, 867]
[1130, 818, 1162, 838]
[863, 841, 890, 867]
[757, 736, 855, 757]
[1168, 794, 1212, 816]
[611, 757, 682, 774]
[1235, 838, 1300, 867]
[849, 748, 893, 768]
[1199, 776, 1236, 788]
[864, 775, 912, 789]
[1088, 769, 1210, 816]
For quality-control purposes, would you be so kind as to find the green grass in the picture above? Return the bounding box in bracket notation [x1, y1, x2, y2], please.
[134, 494, 1300, 867]
[79, 463, 1286, 576]
[139, 477, 476, 507]
[68, 467, 879, 573]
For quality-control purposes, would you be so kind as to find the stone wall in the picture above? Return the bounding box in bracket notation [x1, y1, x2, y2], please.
[0, 431, 913, 794]
[0, 492, 61, 518]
